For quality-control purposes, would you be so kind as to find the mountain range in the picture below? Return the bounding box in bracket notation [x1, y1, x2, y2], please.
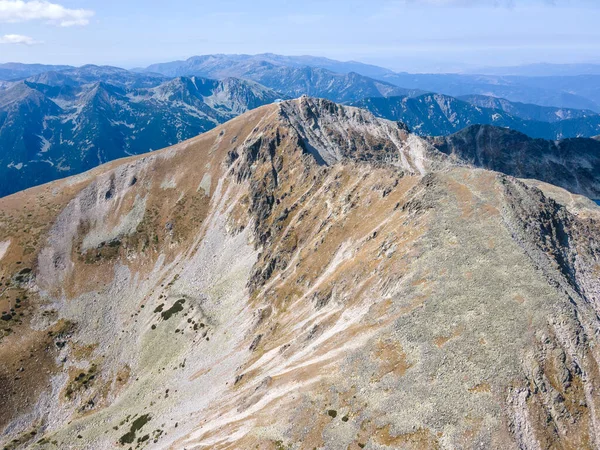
[0, 63, 74, 81]
[6, 57, 600, 112]
[374, 72, 600, 112]
[139, 55, 600, 112]
[458, 94, 598, 122]
[1, 97, 600, 449]
[467, 62, 600, 77]
[0, 70, 282, 197]
[353, 94, 600, 139]
[140, 53, 396, 79]
[3, 55, 600, 199]
[142, 55, 419, 103]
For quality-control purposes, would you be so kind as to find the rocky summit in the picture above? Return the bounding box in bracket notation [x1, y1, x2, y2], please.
[1, 97, 600, 450]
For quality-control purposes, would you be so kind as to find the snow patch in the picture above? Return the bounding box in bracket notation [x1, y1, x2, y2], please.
[198, 173, 212, 196]
[110, 120, 135, 129]
[7, 162, 23, 170]
[38, 135, 51, 153]
[0, 240, 10, 261]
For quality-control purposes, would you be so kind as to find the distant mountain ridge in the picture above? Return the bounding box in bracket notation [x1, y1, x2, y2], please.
[28, 65, 167, 88]
[0, 69, 282, 197]
[141, 56, 420, 103]
[139, 54, 600, 111]
[0, 63, 75, 81]
[141, 53, 395, 79]
[375, 72, 600, 112]
[458, 94, 597, 123]
[353, 94, 600, 140]
[6, 57, 600, 111]
[467, 63, 600, 77]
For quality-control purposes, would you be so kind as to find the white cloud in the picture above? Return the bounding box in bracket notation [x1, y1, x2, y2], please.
[0, 0, 94, 27]
[0, 33, 39, 44]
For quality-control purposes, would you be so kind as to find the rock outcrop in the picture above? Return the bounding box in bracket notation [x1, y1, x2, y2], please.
[429, 124, 600, 200]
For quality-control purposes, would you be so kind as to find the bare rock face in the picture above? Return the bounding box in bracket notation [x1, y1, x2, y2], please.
[279, 97, 439, 172]
[428, 124, 600, 200]
[1, 97, 600, 450]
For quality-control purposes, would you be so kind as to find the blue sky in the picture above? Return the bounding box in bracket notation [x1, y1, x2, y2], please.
[0, 0, 598, 72]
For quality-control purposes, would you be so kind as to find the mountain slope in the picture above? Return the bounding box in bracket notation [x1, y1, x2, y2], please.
[353, 93, 600, 140]
[1, 98, 600, 449]
[0, 82, 65, 189]
[353, 93, 529, 136]
[0, 76, 282, 197]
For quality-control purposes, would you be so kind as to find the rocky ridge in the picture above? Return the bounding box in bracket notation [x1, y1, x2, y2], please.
[0, 97, 599, 449]
[428, 124, 600, 200]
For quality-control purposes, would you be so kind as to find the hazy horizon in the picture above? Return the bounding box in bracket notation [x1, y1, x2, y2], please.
[0, 0, 598, 73]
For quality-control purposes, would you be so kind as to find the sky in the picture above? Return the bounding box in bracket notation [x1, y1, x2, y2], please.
[0, 0, 598, 72]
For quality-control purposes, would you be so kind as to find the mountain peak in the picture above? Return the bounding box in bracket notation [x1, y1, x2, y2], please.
[276, 96, 427, 169]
